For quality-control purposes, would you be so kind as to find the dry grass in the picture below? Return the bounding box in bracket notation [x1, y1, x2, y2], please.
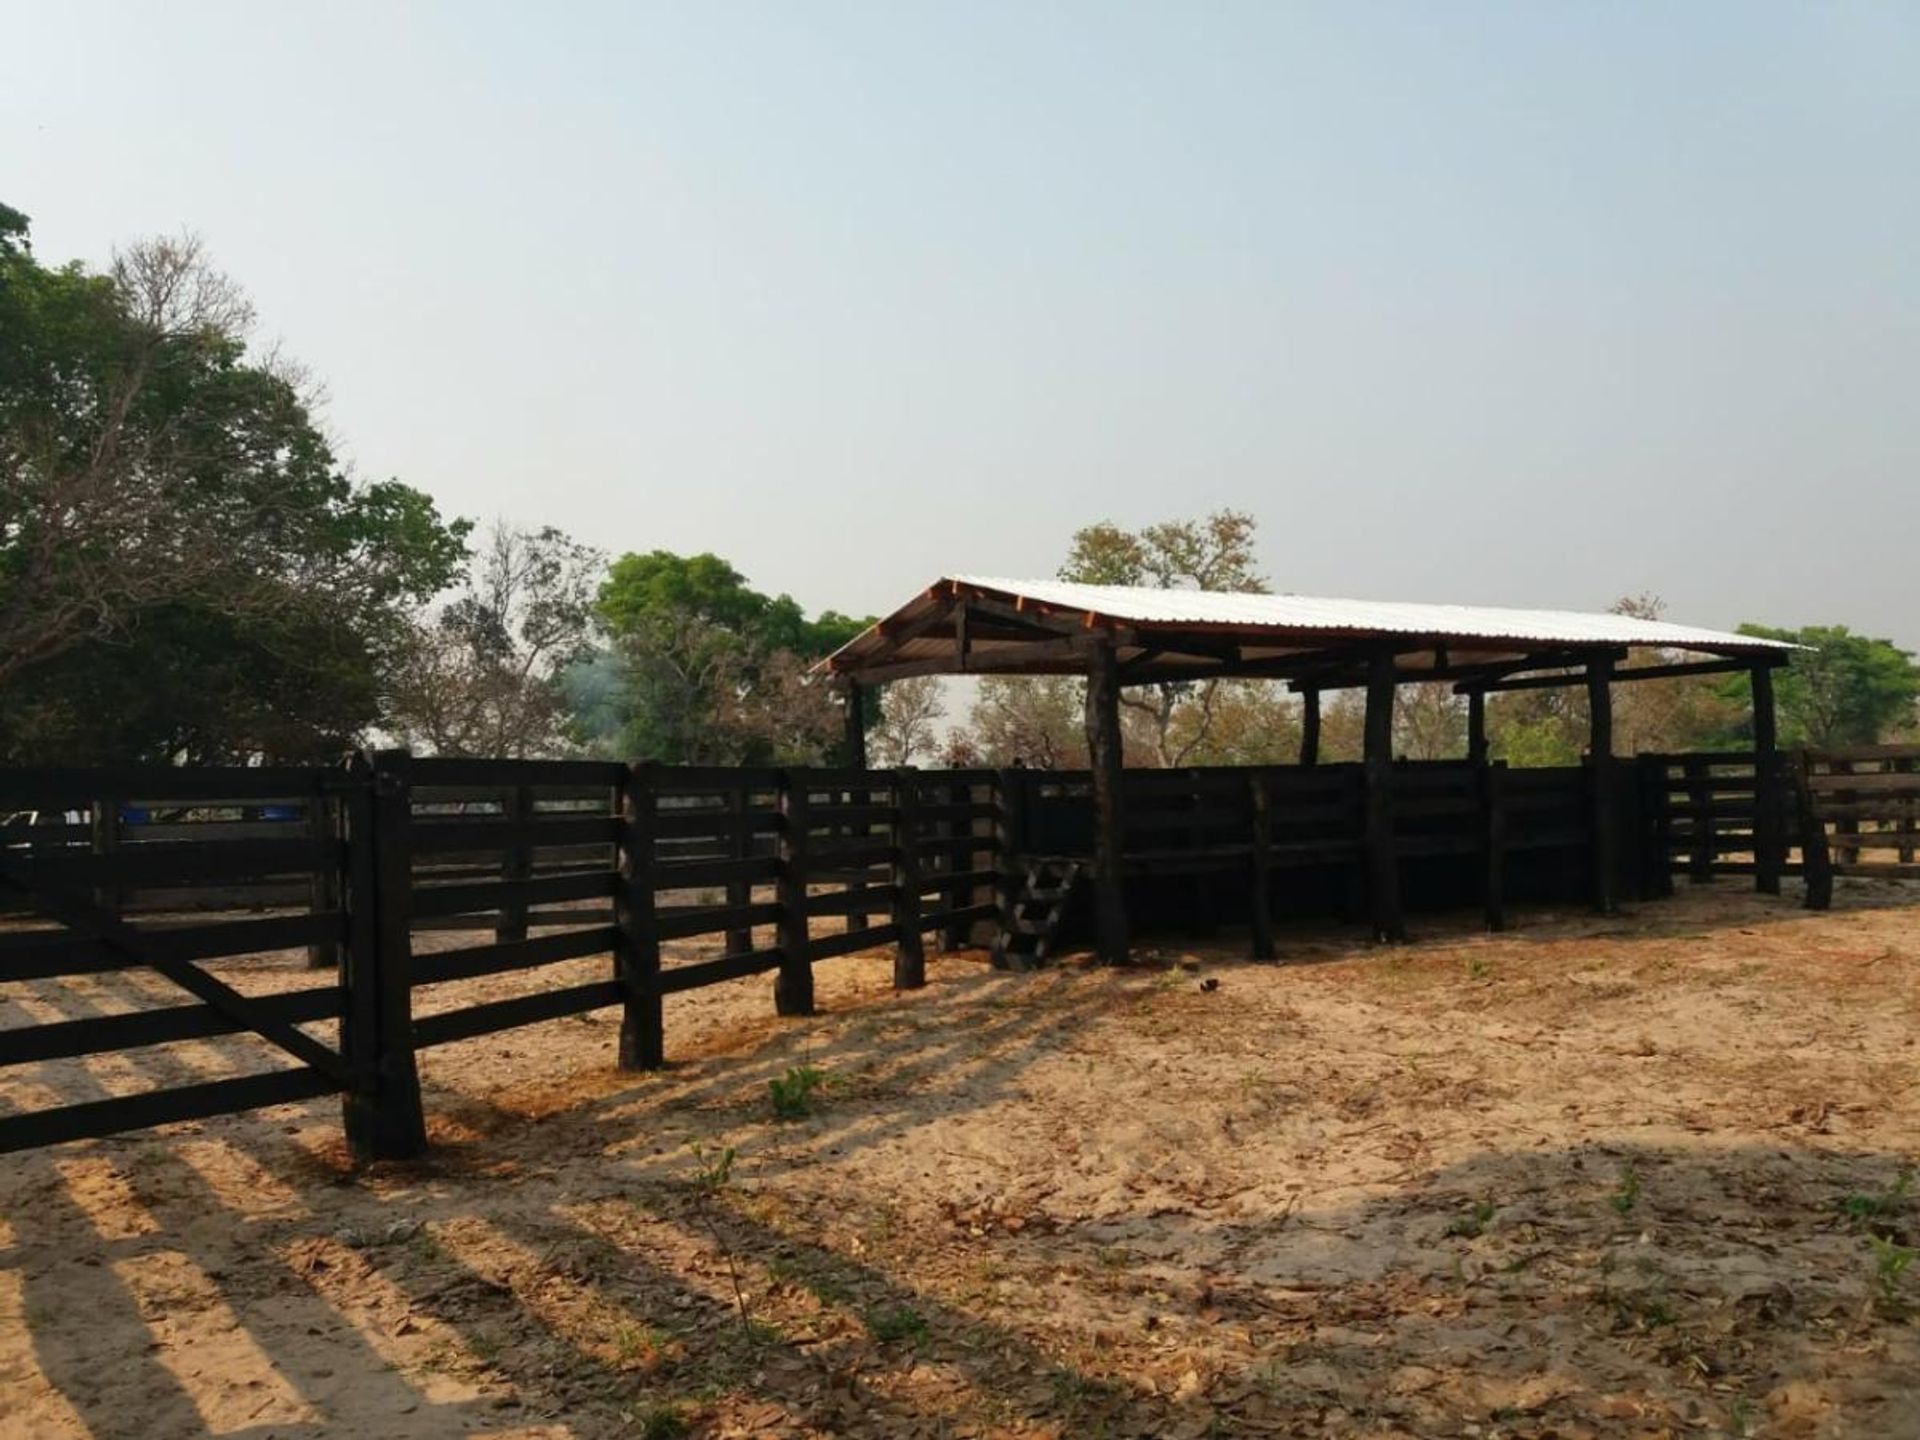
[2, 880, 1918, 1438]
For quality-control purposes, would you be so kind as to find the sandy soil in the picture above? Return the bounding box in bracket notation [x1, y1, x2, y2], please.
[2, 880, 1918, 1439]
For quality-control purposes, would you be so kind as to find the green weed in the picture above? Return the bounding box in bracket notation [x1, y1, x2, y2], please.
[769, 1065, 827, 1120]
[862, 1303, 930, 1345]
[1610, 1164, 1641, 1216]
[1446, 1200, 1497, 1239]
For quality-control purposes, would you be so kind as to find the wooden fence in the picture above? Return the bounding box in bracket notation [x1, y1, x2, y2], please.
[5, 746, 1908, 1161]
[1792, 744, 1920, 907]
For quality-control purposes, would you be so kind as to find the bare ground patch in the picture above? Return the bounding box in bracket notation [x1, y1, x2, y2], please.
[3, 881, 1918, 1438]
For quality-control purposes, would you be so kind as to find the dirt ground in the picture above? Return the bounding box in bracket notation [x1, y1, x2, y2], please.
[2, 880, 1918, 1440]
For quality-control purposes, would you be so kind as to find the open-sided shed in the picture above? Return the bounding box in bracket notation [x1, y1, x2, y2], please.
[820, 577, 1795, 962]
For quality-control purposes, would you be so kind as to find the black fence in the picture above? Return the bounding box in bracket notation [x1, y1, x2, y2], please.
[2, 747, 1847, 1161]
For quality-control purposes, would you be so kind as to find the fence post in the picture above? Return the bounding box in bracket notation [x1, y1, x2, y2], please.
[1793, 750, 1834, 911]
[725, 779, 752, 956]
[90, 797, 122, 921]
[496, 785, 533, 944]
[1480, 760, 1507, 932]
[1685, 757, 1713, 882]
[891, 768, 926, 989]
[991, 768, 1027, 968]
[940, 775, 971, 951]
[342, 750, 426, 1162]
[1753, 752, 1783, 896]
[774, 769, 815, 1016]
[1248, 770, 1275, 960]
[617, 761, 664, 1069]
[1898, 756, 1916, 865]
[1635, 755, 1675, 900]
[307, 791, 343, 969]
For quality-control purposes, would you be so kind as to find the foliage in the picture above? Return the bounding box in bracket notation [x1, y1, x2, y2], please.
[1610, 1164, 1642, 1216]
[0, 206, 469, 763]
[869, 674, 946, 766]
[769, 1065, 827, 1120]
[861, 1303, 929, 1345]
[1732, 624, 1919, 747]
[388, 522, 603, 757]
[595, 550, 871, 764]
[1058, 508, 1266, 767]
[965, 676, 1089, 768]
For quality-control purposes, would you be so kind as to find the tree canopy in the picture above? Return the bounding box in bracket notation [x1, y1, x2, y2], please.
[0, 205, 470, 763]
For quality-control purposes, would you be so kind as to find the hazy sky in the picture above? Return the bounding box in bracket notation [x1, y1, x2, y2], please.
[6, 3, 1916, 649]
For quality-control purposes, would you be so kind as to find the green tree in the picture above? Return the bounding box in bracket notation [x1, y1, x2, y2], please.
[1057, 508, 1270, 766]
[1731, 624, 1919, 747]
[0, 206, 468, 762]
[595, 550, 870, 763]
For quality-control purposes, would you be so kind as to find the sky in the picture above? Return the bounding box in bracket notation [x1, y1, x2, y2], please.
[5, 2, 1917, 650]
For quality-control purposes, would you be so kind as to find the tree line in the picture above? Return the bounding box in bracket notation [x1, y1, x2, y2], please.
[3, 208, 1915, 770]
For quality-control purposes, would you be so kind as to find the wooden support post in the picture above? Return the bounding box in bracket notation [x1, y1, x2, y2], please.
[1248, 771, 1275, 959]
[725, 780, 752, 956]
[342, 751, 426, 1162]
[1636, 754, 1676, 900]
[1363, 650, 1405, 943]
[1685, 756, 1714, 882]
[90, 797, 121, 922]
[1587, 658, 1617, 914]
[1480, 759, 1507, 932]
[1898, 756, 1917, 865]
[1085, 642, 1130, 964]
[1793, 750, 1833, 910]
[496, 785, 532, 943]
[1299, 690, 1321, 766]
[941, 775, 971, 951]
[306, 794, 342, 969]
[991, 767, 1027, 969]
[1466, 690, 1488, 765]
[842, 681, 867, 769]
[617, 762, 664, 1069]
[891, 768, 925, 988]
[774, 770, 815, 1015]
[1751, 663, 1781, 895]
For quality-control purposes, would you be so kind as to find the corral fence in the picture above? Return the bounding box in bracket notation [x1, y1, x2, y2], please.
[4, 745, 1914, 1161]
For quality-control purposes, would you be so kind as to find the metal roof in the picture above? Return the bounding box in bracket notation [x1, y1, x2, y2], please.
[941, 576, 1789, 653]
[822, 576, 1790, 685]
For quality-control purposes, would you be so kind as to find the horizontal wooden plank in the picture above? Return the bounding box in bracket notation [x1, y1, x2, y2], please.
[408, 757, 625, 789]
[410, 870, 618, 919]
[1806, 745, 1920, 764]
[917, 902, 997, 933]
[1808, 772, 1920, 796]
[409, 816, 618, 855]
[656, 948, 785, 994]
[651, 856, 780, 891]
[0, 1067, 338, 1155]
[653, 811, 779, 841]
[1832, 862, 1920, 878]
[807, 886, 901, 918]
[808, 804, 894, 828]
[413, 980, 624, 1048]
[656, 901, 782, 941]
[653, 765, 784, 794]
[807, 923, 901, 962]
[0, 766, 336, 807]
[0, 912, 343, 982]
[411, 926, 617, 986]
[0, 986, 340, 1067]
[4, 838, 336, 890]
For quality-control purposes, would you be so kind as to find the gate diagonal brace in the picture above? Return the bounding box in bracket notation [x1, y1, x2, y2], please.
[0, 856, 350, 1086]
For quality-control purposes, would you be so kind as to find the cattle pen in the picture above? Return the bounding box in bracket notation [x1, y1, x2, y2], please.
[3, 579, 1918, 1167]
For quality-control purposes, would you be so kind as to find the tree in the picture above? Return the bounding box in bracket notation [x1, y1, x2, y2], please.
[388, 523, 603, 757]
[0, 207, 469, 763]
[964, 677, 1089, 768]
[870, 675, 946, 766]
[595, 550, 870, 763]
[1057, 508, 1269, 767]
[1732, 624, 1919, 747]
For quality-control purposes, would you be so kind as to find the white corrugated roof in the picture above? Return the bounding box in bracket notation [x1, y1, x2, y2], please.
[943, 576, 1790, 652]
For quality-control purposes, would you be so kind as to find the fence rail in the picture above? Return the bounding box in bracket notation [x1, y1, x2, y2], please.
[5, 745, 1909, 1160]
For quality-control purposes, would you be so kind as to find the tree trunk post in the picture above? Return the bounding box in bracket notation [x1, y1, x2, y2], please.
[890, 767, 925, 988]
[1466, 689, 1488, 766]
[1084, 640, 1130, 964]
[774, 769, 815, 1015]
[1299, 689, 1321, 766]
[1587, 657, 1617, 914]
[1751, 662, 1782, 895]
[342, 750, 427, 1162]
[1363, 649, 1405, 943]
[842, 680, 867, 769]
[496, 784, 532, 944]
[616, 761, 664, 1069]
[1793, 749, 1833, 910]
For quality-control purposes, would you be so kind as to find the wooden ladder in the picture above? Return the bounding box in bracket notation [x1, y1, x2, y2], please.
[992, 858, 1083, 970]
